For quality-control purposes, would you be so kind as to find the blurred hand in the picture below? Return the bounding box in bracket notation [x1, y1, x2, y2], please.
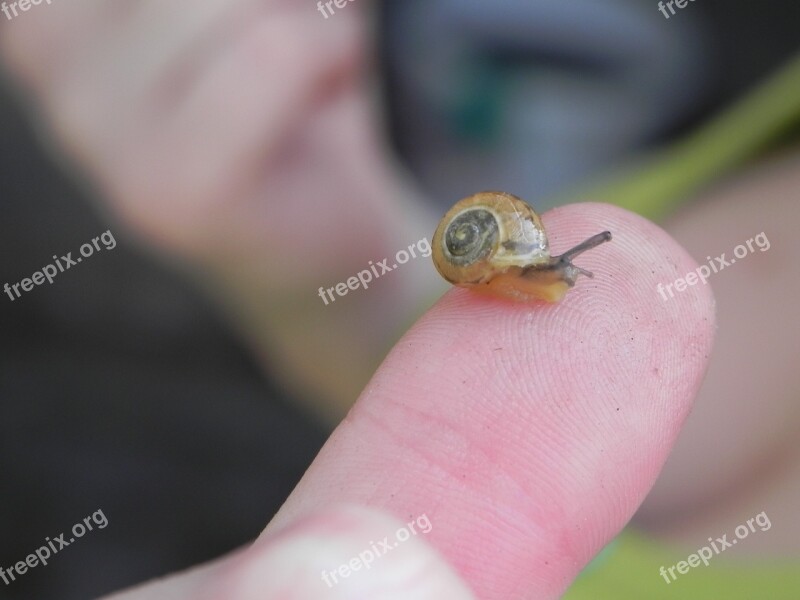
[0, 0, 439, 418]
[101, 204, 714, 599]
[2, 0, 396, 280]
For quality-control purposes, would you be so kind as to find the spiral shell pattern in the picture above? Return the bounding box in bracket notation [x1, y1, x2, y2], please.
[442, 208, 499, 266]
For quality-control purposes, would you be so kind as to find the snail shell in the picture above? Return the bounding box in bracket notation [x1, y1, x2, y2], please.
[432, 191, 611, 302]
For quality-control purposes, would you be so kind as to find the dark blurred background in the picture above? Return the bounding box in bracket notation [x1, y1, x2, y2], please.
[0, 85, 328, 598]
[380, 0, 800, 211]
[1, 0, 799, 598]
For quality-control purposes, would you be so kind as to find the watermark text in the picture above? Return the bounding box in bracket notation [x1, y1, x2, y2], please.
[317, 0, 355, 20]
[657, 0, 698, 19]
[4, 229, 117, 302]
[321, 513, 432, 588]
[659, 510, 771, 583]
[0, 509, 108, 585]
[657, 232, 769, 301]
[1, 0, 53, 22]
[318, 237, 431, 305]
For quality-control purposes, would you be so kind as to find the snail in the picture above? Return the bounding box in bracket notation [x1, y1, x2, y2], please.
[432, 191, 611, 302]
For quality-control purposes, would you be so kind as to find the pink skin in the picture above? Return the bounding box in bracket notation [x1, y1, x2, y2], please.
[106, 203, 715, 600]
[266, 203, 715, 598]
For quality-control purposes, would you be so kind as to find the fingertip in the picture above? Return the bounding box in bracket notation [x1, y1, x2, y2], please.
[273, 202, 716, 599]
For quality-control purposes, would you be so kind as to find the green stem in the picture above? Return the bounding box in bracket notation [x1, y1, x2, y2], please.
[561, 51, 800, 221]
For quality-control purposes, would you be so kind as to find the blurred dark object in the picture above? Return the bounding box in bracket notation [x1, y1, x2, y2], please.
[0, 83, 326, 599]
[379, 0, 800, 210]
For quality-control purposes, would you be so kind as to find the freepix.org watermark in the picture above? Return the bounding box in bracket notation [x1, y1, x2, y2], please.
[657, 231, 770, 302]
[316, 0, 355, 20]
[657, 0, 698, 20]
[0, 509, 108, 586]
[4, 230, 116, 302]
[317, 237, 431, 305]
[1, 0, 53, 22]
[659, 511, 771, 584]
[321, 513, 432, 588]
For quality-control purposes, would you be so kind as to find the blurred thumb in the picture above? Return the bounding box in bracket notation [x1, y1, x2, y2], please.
[104, 505, 474, 600]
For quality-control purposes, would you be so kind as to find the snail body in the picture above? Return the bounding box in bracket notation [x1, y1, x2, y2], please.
[432, 191, 611, 302]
